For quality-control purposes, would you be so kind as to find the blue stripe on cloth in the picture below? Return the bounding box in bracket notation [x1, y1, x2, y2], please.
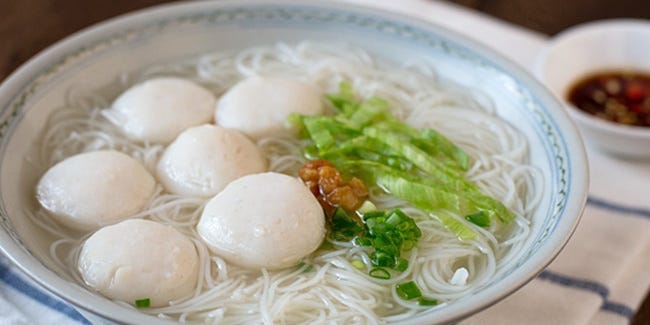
[601, 301, 635, 319]
[538, 270, 634, 319]
[538, 270, 609, 298]
[587, 196, 650, 219]
[0, 262, 89, 324]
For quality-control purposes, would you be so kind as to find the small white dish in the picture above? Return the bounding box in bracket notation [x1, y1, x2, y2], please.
[534, 19, 650, 159]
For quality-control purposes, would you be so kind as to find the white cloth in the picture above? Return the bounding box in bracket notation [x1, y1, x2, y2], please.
[1, 1, 647, 324]
[0, 288, 30, 325]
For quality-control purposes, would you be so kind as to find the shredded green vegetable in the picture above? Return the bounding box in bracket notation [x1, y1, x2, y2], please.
[291, 82, 515, 240]
[465, 211, 491, 227]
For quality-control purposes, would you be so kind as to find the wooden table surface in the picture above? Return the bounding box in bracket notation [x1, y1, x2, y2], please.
[1, 0, 649, 324]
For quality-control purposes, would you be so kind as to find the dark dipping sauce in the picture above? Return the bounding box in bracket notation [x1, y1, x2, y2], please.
[567, 71, 650, 127]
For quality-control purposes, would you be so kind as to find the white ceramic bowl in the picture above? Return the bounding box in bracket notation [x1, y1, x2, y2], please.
[534, 19, 650, 159]
[0, 1, 587, 324]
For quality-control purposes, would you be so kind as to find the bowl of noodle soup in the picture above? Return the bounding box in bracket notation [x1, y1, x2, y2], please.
[0, 1, 587, 324]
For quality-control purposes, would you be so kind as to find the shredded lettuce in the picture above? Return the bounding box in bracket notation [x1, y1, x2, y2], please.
[348, 97, 390, 128]
[326, 81, 357, 114]
[293, 82, 515, 240]
[374, 120, 469, 170]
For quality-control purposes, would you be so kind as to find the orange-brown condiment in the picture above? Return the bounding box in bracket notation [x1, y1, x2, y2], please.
[298, 159, 368, 217]
[567, 71, 650, 127]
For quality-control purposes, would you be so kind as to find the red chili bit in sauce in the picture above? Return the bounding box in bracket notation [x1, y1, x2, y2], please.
[299, 159, 368, 217]
[567, 71, 650, 127]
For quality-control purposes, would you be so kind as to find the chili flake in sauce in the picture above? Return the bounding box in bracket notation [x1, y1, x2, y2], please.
[298, 159, 368, 217]
[567, 71, 650, 127]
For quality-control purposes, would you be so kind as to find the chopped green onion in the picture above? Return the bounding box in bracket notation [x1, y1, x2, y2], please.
[418, 297, 439, 306]
[362, 210, 385, 220]
[356, 200, 377, 214]
[395, 257, 409, 272]
[135, 298, 150, 308]
[401, 239, 415, 251]
[369, 267, 391, 279]
[395, 281, 422, 300]
[330, 207, 363, 241]
[331, 206, 421, 276]
[371, 250, 395, 267]
[357, 208, 421, 272]
[354, 236, 373, 246]
[351, 259, 365, 270]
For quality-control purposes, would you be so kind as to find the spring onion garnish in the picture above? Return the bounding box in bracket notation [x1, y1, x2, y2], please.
[395, 281, 422, 300]
[330, 207, 421, 279]
[135, 298, 151, 308]
[395, 281, 439, 305]
[351, 259, 365, 269]
[364, 209, 421, 271]
[291, 82, 515, 240]
[395, 258, 409, 272]
[369, 267, 391, 279]
[330, 207, 364, 241]
[418, 297, 439, 306]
